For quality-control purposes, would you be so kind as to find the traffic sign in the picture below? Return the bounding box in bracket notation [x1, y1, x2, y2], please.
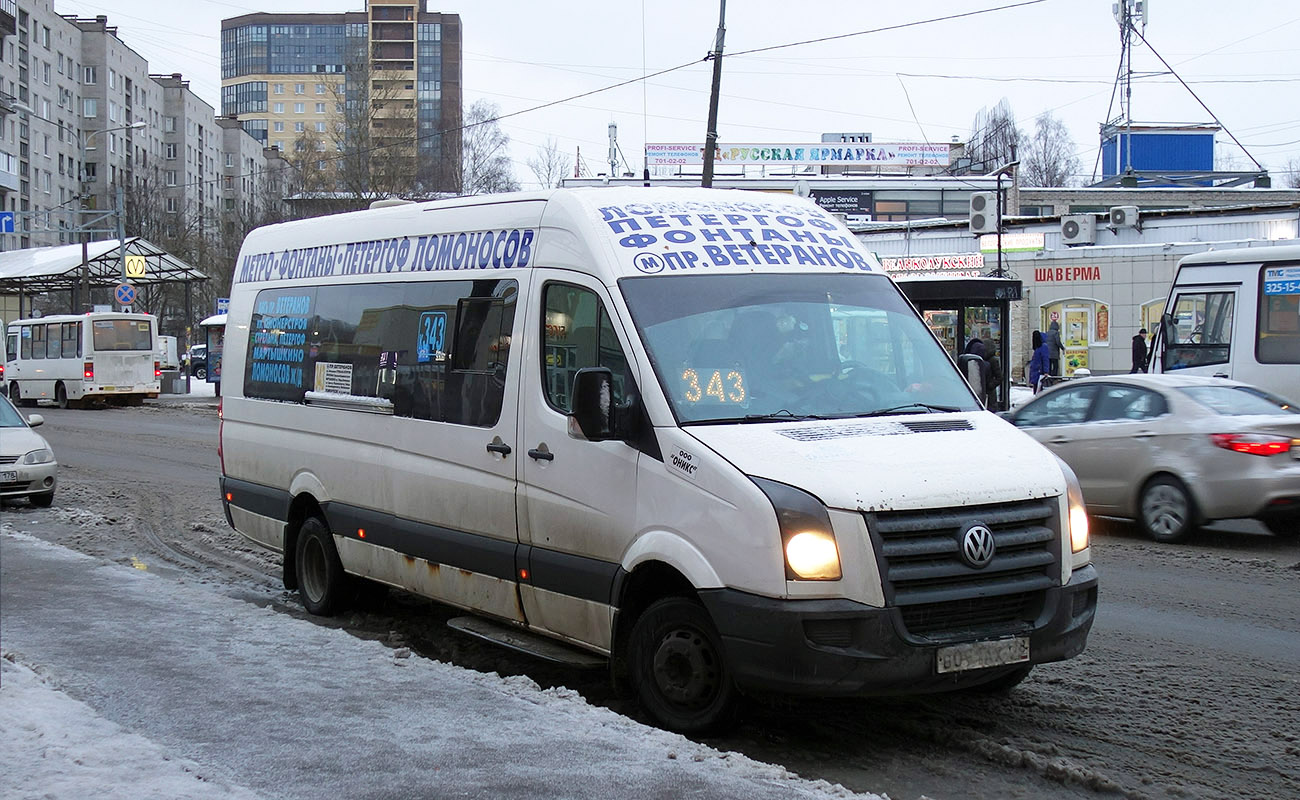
[0, 211, 13, 234]
[115, 283, 137, 306]
[216, 297, 229, 315]
[124, 255, 147, 278]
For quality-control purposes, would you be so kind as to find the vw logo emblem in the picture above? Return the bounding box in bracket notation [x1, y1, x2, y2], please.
[633, 253, 666, 274]
[960, 523, 996, 569]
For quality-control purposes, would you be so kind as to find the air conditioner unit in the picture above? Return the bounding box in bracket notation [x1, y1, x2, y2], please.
[968, 191, 997, 234]
[1060, 214, 1096, 246]
[1109, 205, 1140, 230]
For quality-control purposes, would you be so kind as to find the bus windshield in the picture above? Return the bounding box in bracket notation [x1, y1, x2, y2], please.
[619, 272, 978, 424]
[91, 318, 153, 351]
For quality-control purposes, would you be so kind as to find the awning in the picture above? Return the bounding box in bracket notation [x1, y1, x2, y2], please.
[0, 237, 208, 294]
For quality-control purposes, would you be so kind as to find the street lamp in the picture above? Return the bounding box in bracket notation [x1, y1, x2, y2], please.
[989, 160, 1019, 279]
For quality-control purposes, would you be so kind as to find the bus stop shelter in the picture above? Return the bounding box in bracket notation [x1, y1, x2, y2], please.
[0, 237, 208, 317]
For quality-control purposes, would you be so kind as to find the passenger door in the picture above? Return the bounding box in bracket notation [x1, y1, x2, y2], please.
[1066, 384, 1169, 512]
[516, 273, 642, 650]
[1161, 287, 1238, 379]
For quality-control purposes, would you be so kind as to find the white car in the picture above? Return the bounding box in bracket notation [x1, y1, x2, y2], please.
[0, 392, 58, 507]
[1006, 374, 1300, 541]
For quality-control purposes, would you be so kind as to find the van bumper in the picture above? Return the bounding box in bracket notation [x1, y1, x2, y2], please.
[699, 563, 1097, 697]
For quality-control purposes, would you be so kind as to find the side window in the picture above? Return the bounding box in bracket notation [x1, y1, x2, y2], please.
[45, 324, 61, 359]
[20, 326, 31, 359]
[1089, 386, 1167, 422]
[245, 280, 517, 427]
[1015, 385, 1099, 427]
[1258, 268, 1300, 365]
[542, 283, 631, 414]
[6, 333, 16, 362]
[30, 324, 46, 359]
[63, 323, 80, 358]
[1165, 290, 1233, 369]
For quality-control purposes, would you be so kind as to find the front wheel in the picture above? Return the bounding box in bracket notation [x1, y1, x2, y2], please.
[1140, 476, 1195, 543]
[194, 366, 207, 380]
[294, 516, 351, 616]
[628, 597, 739, 734]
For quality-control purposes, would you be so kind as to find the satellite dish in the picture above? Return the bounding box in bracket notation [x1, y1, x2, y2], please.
[794, 180, 811, 198]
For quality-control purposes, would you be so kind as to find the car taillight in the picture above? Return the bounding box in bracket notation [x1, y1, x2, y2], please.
[83, 361, 94, 380]
[1210, 433, 1292, 457]
[0, 364, 4, 378]
[154, 360, 161, 378]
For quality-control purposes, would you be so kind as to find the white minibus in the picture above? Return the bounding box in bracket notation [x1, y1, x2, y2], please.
[219, 187, 1097, 732]
[5, 312, 161, 408]
[1149, 244, 1300, 399]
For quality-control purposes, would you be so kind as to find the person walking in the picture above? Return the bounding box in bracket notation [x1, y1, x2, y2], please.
[1046, 320, 1065, 376]
[1130, 328, 1149, 373]
[1029, 330, 1051, 393]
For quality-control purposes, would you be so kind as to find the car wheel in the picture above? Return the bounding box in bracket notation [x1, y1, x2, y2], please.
[628, 597, 739, 734]
[1140, 476, 1195, 543]
[294, 516, 350, 616]
[55, 383, 68, 409]
[1262, 516, 1298, 537]
[29, 491, 54, 508]
[195, 366, 207, 380]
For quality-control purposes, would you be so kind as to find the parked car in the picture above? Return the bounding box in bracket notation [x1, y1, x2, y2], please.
[0, 392, 58, 507]
[1004, 374, 1300, 541]
[183, 345, 208, 379]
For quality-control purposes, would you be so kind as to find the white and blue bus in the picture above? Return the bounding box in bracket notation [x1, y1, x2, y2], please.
[4, 312, 161, 408]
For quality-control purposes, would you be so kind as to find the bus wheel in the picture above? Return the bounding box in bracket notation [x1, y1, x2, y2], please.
[628, 597, 739, 734]
[294, 516, 351, 616]
[55, 383, 68, 409]
[11, 382, 35, 408]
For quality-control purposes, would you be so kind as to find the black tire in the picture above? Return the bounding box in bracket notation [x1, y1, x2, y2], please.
[1139, 476, 1195, 543]
[1262, 516, 1298, 537]
[29, 491, 54, 508]
[294, 516, 351, 616]
[194, 366, 207, 380]
[55, 383, 68, 409]
[10, 382, 34, 407]
[628, 597, 739, 734]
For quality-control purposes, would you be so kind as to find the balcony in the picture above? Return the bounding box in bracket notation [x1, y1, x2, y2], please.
[0, 150, 20, 192]
[0, 0, 15, 39]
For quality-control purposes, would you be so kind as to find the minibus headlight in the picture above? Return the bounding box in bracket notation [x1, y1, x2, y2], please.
[1059, 461, 1089, 554]
[23, 448, 53, 465]
[751, 477, 842, 581]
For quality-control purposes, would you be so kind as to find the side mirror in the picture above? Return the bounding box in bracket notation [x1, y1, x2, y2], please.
[570, 367, 614, 441]
[1158, 312, 1176, 370]
[26, 414, 44, 427]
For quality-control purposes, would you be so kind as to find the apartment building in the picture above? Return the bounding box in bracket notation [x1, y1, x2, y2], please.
[0, 3, 286, 253]
[220, 0, 462, 193]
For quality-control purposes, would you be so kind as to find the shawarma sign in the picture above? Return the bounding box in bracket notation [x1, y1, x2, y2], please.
[646, 143, 951, 167]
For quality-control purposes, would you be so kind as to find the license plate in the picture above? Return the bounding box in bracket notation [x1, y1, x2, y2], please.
[936, 637, 1030, 674]
[1, 470, 17, 482]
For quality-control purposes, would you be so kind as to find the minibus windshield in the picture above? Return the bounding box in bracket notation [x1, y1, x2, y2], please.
[620, 273, 978, 424]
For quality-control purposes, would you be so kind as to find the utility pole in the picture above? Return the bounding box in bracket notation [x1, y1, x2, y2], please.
[700, 0, 726, 188]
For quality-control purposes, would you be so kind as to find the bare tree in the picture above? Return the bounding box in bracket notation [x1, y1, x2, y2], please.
[527, 137, 572, 189]
[461, 100, 520, 195]
[1284, 157, 1300, 189]
[1021, 112, 1080, 187]
[967, 98, 1022, 174]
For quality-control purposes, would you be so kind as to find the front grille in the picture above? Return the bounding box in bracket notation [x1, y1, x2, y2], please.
[868, 499, 1061, 641]
[0, 455, 18, 464]
[0, 480, 32, 491]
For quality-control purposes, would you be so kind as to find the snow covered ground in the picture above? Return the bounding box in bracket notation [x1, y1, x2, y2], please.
[1, 531, 883, 800]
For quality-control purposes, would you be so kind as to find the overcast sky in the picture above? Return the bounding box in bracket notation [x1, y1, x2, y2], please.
[55, 0, 1300, 187]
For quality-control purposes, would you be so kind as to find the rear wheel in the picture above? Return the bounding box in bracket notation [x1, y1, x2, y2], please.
[194, 366, 207, 380]
[294, 516, 351, 616]
[1140, 476, 1195, 543]
[628, 597, 739, 734]
[55, 383, 68, 409]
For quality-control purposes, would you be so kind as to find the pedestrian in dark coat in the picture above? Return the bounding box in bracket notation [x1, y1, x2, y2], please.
[1029, 330, 1051, 392]
[1046, 320, 1065, 376]
[1131, 328, 1149, 373]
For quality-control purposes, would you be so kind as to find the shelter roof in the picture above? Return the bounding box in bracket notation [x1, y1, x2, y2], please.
[0, 237, 208, 294]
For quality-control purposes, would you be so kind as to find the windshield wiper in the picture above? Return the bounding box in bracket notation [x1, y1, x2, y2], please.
[682, 410, 827, 426]
[853, 403, 962, 417]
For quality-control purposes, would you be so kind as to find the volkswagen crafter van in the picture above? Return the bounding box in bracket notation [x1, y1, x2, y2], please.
[219, 187, 1096, 732]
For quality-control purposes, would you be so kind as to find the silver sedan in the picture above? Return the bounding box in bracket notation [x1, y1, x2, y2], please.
[1005, 374, 1300, 542]
[0, 392, 58, 507]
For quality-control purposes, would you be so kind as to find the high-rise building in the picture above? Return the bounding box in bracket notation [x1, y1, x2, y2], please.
[220, 0, 462, 194]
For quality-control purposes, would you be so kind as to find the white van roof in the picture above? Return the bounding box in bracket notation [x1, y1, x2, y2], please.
[1179, 242, 1300, 266]
[232, 187, 883, 288]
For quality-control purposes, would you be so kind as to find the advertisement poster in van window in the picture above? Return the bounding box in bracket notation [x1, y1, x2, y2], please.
[247, 291, 315, 400]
